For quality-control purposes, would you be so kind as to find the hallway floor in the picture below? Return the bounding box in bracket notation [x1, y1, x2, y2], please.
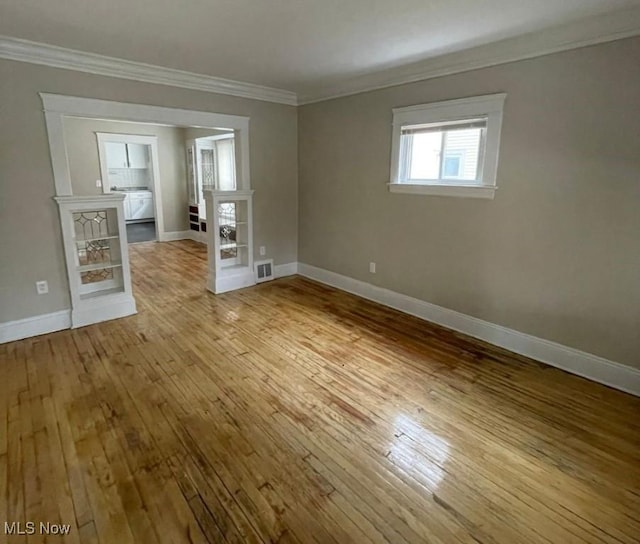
[126, 221, 156, 243]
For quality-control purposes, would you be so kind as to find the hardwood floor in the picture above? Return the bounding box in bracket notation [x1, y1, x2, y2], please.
[1, 239, 639, 544]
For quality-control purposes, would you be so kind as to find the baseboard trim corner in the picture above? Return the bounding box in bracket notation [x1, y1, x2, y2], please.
[189, 230, 207, 244]
[297, 262, 640, 397]
[0, 309, 71, 344]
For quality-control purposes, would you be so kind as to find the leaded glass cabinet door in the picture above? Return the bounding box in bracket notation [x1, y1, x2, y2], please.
[200, 147, 216, 190]
[217, 201, 249, 268]
[73, 208, 124, 297]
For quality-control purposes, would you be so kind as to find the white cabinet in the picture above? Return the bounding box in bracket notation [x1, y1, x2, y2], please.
[127, 143, 149, 168]
[123, 191, 154, 221]
[105, 142, 128, 168]
[129, 193, 154, 220]
[105, 142, 149, 169]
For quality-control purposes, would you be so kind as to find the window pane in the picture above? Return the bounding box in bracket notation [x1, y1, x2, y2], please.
[216, 139, 236, 191]
[409, 132, 441, 180]
[442, 128, 482, 180]
[443, 156, 461, 177]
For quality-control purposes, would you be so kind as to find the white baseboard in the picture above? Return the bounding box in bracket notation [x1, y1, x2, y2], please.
[275, 262, 298, 278]
[297, 263, 640, 397]
[0, 310, 71, 344]
[72, 294, 137, 328]
[158, 230, 207, 244]
[189, 230, 207, 244]
[208, 269, 256, 294]
[158, 230, 192, 242]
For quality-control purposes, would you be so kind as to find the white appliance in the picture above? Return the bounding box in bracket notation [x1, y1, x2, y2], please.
[123, 191, 154, 221]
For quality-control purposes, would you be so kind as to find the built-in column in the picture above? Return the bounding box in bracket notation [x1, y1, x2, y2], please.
[54, 194, 136, 327]
[203, 189, 255, 294]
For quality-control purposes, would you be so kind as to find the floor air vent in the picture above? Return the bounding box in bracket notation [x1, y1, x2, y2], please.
[254, 259, 274, 283]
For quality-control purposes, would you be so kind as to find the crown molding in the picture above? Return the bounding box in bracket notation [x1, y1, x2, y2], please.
[0, 36, 298, 106]
[298, 6, 640, 104]
[2, 6, 639, 108]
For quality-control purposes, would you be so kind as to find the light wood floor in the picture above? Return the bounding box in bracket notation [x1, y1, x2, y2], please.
[1, 240, 639, 544]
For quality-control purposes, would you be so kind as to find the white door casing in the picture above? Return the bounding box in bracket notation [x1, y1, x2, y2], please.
[96, 133, 163, 237]
[41, 93, 253, 328]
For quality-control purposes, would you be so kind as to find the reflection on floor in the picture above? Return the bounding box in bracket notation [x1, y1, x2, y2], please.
[127, 221, 156, 243]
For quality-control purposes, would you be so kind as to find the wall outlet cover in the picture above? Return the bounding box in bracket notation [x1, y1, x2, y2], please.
[36, 280, 49, 294]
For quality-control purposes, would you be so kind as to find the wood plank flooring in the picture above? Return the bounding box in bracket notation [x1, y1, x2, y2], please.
[1, 239, 639, 543]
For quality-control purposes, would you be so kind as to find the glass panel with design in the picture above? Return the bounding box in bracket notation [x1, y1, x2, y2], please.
[217, 200, 249, 268]
[73, 209, 124, 296]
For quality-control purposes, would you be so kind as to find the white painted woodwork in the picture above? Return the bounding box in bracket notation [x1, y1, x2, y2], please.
[96, 133, 163, 235]
[53, 194, 137, 328]
[204, 189, 255, 294]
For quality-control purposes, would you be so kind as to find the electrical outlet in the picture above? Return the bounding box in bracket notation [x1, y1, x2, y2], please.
[259, 246, 266, 256]
[96, 179, 102, 187]
[369, 262, 376, 274]
[36, 280, 49, 295]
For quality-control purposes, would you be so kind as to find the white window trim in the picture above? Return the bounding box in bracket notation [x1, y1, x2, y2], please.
[389, 93, 506, 199]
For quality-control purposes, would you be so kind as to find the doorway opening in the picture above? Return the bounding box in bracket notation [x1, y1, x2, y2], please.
[185, 130, 236, 240]
[42, 93, 253, 328]
[97, 133, 161, 244]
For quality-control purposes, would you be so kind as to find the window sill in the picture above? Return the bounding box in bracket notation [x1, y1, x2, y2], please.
[388, 183, 497, 199]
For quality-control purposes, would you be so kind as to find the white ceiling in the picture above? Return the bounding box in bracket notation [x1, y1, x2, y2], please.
[1, 0, 639, 102]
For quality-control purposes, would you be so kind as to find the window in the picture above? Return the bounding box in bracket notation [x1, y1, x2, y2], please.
[186, 134, 237, 220]
[197, 136, 236, 193]
[390, 94, 506, 198]
[214, 138, 236, 191]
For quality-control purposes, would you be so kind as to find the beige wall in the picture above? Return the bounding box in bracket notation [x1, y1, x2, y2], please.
[298, 37, 640, 369]
[2, 37, 637, 370]
[0, 59, 298, 323]
[63, 118, 188, 233]
[183, 127, 233, 140]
